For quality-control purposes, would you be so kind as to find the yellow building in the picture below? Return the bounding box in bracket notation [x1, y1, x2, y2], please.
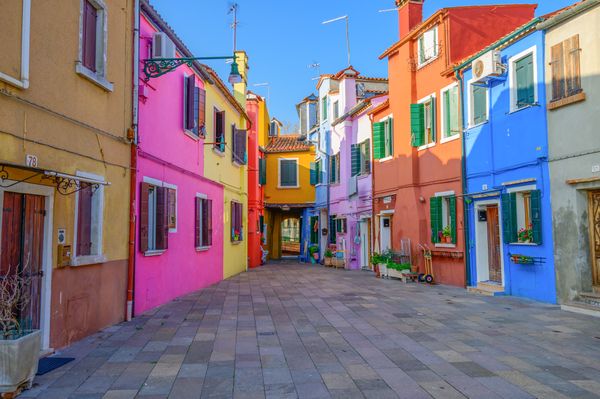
[262, 128, 315, 260]
[0, 0, 132, 350]
[203, 51, 250, 279]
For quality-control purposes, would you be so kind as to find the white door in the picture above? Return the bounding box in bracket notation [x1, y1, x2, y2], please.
[360, 220, 370, 269]
[380, 216, 391, 252]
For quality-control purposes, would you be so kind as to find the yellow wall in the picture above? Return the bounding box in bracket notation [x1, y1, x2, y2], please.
[258, 98, 270, 148]
[264, 150, 315, 205]
[204, 77, 248, 279]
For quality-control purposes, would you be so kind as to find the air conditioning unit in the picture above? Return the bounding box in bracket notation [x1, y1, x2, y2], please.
[152, 32, 176, 59]
[471, 50, 503, 82]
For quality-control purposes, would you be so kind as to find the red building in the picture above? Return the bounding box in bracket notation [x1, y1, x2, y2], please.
[371, 0, 536, 287]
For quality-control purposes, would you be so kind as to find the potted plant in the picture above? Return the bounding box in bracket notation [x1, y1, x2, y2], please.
[1, 264, 41, 397]
[324, 249, 333, 266]
[518, 226, 533, 243]
[386, 260, 411, 279]
[308, 245, 319, 264]
[441, 226, 452, 243]
[371, 252, 390, 278]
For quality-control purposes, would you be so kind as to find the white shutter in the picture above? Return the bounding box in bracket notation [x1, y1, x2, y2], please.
[152, 32, 176, 58]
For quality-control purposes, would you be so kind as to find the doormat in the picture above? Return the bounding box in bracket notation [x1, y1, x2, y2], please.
[36, 357, 75, 375]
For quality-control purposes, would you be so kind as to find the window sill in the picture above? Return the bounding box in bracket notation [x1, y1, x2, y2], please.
[417, 142, 436, 151]
[75, 64, 113, 92]
[71, 254, 107, 267]
[195, 246, 211, 252]
[434, 243, 456, 248]
[467, 121, 489, 130]
[548, 92, 586, 110]
[231, 240, 243, 245]
[184, 130, 200, 141]
[417, 55, 439, 70]
[440, 134, 460, 144]
[378, 156, 393, 163]
[508, 103, 538, 114]
[509, 242, 539, 246]
[277, 186, 300, 189]
[168, 228, 177, 233]
[212, 148, 225, 157]
[144, 250, 166, 257]
[358, 173, 370, 180]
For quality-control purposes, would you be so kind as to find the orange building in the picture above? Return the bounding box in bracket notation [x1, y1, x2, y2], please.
[372, 0, 536, 287]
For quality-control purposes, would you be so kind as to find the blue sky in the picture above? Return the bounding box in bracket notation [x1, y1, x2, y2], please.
[150, 0, 576, 131]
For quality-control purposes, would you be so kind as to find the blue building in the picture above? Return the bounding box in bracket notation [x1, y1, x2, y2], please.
[457, 20, 557, 303]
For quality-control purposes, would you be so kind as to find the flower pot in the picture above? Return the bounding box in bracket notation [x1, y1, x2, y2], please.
[312, 253, 319, 260]
[378, 263, 388, 278]
[0, 330, 41, 395]
[444, 236, 452, 243]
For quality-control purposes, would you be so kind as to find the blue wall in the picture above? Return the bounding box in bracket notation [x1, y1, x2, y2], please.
[461, 30, 557, 303]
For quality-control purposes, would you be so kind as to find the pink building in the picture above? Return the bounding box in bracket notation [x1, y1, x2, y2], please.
[133, 3, 224, 315]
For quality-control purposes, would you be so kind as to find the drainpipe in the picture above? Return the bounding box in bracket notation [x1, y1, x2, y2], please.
[126, 0, 140, 322]
[455, 69, 470, 288]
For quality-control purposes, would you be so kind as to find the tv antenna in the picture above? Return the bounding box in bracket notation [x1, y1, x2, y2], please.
[228, 3, 239, 52]
[308, 62, 321, 81]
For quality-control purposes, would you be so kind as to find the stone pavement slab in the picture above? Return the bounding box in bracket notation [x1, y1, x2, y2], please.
[22, 261, 600, 399]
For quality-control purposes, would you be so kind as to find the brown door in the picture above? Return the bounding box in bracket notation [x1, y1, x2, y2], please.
[589, 190, 600, 288]
[1, 192, 45, 330]
[486, 205, 502, 283]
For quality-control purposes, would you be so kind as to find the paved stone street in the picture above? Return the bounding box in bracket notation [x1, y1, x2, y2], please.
[23, 262, 600, 399]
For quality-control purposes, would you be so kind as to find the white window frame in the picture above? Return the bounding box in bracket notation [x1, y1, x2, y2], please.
[321, 95, 328, 122]
[508, 46, 538, 113]
[182, 73, 200, 140]
[72, 171, 106, 266]
[440, 82, 460, 143]
[358, 139, 370, 176]
[434, 190, 455, 248]
[417, 26, 439, 68]
[315, 157, 324, 187]
[467, 79, 489, 128]
[0, 0, 31, 89]
[195, 193, 210, 251]
[507, 184, 537, 244]
[76, 0, 113, 91]
[278, 158, 299, 189]
[378, 114, 394, 162]
[417, 93, 437, 151]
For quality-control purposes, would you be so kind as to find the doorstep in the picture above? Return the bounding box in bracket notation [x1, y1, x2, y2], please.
[467, 281, 505, 297]
[561, 292, 600, 318]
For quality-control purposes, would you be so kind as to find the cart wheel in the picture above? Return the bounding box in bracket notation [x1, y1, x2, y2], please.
[418, 273, 425, 282]
[425, 274, 434, 284]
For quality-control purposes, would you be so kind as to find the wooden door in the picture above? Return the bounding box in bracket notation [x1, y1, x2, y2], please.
[486, 205, 502, 284]
[589, 190, 600, 287]
[1, 192, 45, 330]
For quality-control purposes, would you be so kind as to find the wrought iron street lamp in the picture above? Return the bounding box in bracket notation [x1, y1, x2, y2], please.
[142, 55, 242, 84]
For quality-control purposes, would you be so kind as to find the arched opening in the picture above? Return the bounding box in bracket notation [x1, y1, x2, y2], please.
[281, 217, 301, 257]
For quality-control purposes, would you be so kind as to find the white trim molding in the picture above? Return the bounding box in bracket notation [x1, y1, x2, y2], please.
[417, 93, 437, 151]
[0, 0, 31, 89]
[508, 45, 538, 113]
[440, 82, 461, 143]
[278, 157, 300, 189]
[467, 78, 489, 129]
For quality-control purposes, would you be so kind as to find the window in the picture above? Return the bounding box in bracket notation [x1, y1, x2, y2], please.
[232, 125, 247, 164]
[310, 216, 319, 244]
[321, 96, 328, 120]
[279, 158, 298, 188]
[422, 97, 436, 146]
[214, 109, 225, 151]
[269, 121, 279, 137]
[430, 195, 456, 244]
[140, 182, 169, 253]
[329, 153, 340, 184]
[167, 188, 177, 230]
[510, 50, 536, 111]
[195, 195, 212, 249]
[441, 85, 459, 139]
[469, 83, 488, 126]
[74, 176, 104, 262]
[417, 26, 439, 66]
[501, 189, 542, 244]
[333, 100, 340, 119]
[184, 75, 205, 136]
[411, 96, 436, 148]
[77, 0, 111, 90]
[259, 158, 267, 185]
[550, 35, 583, 103]
[335, 218, 347, 234]
[329, 215, 336, 244]
[373, 118, 393, 159]
[231, 201, 243, 242]
[351, 139, 370, 176]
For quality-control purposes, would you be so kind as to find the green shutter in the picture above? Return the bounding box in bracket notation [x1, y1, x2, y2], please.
[259, 158, 266, 185]
[444, 90, 451, 137]
[473, 86, 487, 125]
[385, 118, 394, 156]
[372, 122, 385, 159]
[329, 216, 336, 244]
[501, 193, 518, 243]
[329, 155, 337, 183]
[430, 196, 442, 243]
[351, 144, 360, 176]
[431, 98, 437, 143]
[364, 140, 371, 173]
[310, 162, 316, 185]
[449, 196, 457, 244]
[530, 189, 542, 244]
[516, 53, 534, 108]
[410, 104, 425, 147]
[449, 86, 459, 135]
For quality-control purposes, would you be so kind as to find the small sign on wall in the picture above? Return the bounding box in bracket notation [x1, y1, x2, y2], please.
[57, 228, 66, 245]
[26, 154, 38, 168]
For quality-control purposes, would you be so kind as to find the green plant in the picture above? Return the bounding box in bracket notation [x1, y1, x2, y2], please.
[371, 252, 390, 265]
[518, 226, 533, 243]
[309, 245, 319, 255]
[386, 261, 411, 272]
[324, 249, 333, 258]
[442, 226, 451, 238]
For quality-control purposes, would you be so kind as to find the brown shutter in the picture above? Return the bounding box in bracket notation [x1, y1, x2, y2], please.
[156, 186, 168, 250]
[198, 88, 206, 135]
[230, 201, 235, 241]
[186, 76, 196, 130]
[82, 1, 97, 71]
[139, 183, 150, 252]
[206, 199, 212, 246]
[551, 42, 564, 101]
[77, 184, 93, 256]
[167, 189, 176, 229]
[195, 197, 201, 247]
[568, 35, 581, 95]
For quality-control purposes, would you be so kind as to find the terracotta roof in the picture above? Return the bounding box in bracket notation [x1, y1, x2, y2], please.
[264, 135, 313, 153]
[368, 99, 390, 116]
[332, 100, 371, 126]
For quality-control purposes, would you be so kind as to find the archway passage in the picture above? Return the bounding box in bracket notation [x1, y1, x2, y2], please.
[281, 217, 301, 257]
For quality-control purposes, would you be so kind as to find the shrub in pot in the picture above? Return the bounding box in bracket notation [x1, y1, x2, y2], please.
[308, 245, 319, 264]
[324, 249, 333, 266]
[1, 264, 41, 396]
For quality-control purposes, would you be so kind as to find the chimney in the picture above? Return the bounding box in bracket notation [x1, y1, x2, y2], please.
[233, 50, 249, 112]
[397, 0, 424, 39]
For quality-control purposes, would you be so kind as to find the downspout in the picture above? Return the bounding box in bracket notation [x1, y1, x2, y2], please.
[126, 0, 140, 322]
[455, 68, 470, 288]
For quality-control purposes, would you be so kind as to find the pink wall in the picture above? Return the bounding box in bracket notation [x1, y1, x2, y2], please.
[134, 14, 224, 315]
